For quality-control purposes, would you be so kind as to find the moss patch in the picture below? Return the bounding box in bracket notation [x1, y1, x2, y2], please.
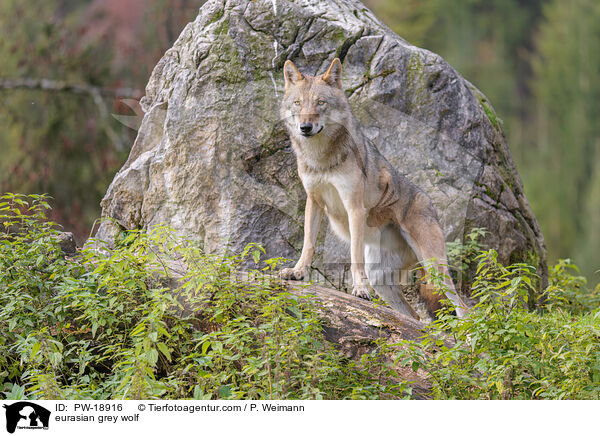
[477, 94, 503, 132]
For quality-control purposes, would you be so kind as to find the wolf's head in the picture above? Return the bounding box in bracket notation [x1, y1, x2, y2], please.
[281, 58, 352, 139]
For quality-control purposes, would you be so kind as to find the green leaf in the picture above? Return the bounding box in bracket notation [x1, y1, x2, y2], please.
[147, 348, 159, 366]
[157, 343, 171, 361]
[31, 342, 41, 358]
[218, 385, 232, 398]
[130, 323, 145, 337]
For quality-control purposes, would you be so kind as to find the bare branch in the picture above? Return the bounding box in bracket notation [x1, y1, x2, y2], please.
[0, 77, 144, 151]
[0, 77, 143, 100]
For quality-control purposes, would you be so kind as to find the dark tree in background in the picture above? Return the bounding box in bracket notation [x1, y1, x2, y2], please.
[0, 0, 204, 243]
[529, 0, 600, 285]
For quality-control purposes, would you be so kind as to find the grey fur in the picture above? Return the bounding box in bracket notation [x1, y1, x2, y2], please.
[279, 58, 468, 319]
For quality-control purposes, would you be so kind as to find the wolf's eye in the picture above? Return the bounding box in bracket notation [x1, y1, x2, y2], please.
[294, 100, 301, 106]
[317, 100, 326, 106]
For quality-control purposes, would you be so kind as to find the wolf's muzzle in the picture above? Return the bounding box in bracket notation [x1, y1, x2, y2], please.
[300, 122, 314, 136]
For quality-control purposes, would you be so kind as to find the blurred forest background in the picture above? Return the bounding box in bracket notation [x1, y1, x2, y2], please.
[0, 0, 598, 284]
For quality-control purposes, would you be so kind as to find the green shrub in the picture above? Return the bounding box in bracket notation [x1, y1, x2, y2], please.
[398, 250, 600, 399]
[446, 227, 487, 286]
[0, 193, 409, 400]
[4, 193, 599, 400]
[542, 259, 600, 314]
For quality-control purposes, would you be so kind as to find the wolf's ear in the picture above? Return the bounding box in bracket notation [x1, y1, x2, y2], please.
[284, 60, 304, 89]
[322, 58, 342, 88]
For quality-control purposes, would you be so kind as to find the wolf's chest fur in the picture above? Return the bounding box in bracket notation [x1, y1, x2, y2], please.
[301, 168, 353, 241]
[302, 168, 349, 212]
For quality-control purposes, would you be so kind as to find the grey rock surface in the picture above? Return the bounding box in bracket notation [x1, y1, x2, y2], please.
[96, 0, 547, 291]
[55, 232, 77, 256]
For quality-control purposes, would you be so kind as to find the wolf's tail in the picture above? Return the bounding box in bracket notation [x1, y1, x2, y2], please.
[364, 244, 420, 319]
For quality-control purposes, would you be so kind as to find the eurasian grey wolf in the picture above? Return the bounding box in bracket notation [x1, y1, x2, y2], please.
[279, 57, 468, 319]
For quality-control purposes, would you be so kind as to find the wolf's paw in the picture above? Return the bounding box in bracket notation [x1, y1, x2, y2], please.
[279, 267, 305, 281]
[351, 285, 372, 300]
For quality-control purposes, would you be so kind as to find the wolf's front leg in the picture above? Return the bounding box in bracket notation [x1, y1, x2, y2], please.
[347, 203, 371, 300]
[280, 195, 323, 281]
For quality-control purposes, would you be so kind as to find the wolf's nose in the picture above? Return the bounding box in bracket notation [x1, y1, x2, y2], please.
[300, 122, 313, 135]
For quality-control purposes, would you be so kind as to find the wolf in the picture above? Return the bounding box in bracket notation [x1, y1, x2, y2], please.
[278, 57, 468, 319]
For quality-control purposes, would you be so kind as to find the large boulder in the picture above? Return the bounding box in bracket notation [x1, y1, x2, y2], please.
[96, 0, 547, 292]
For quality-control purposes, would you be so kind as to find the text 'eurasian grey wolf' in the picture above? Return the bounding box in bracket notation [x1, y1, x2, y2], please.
[279, 57, 468, 319]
